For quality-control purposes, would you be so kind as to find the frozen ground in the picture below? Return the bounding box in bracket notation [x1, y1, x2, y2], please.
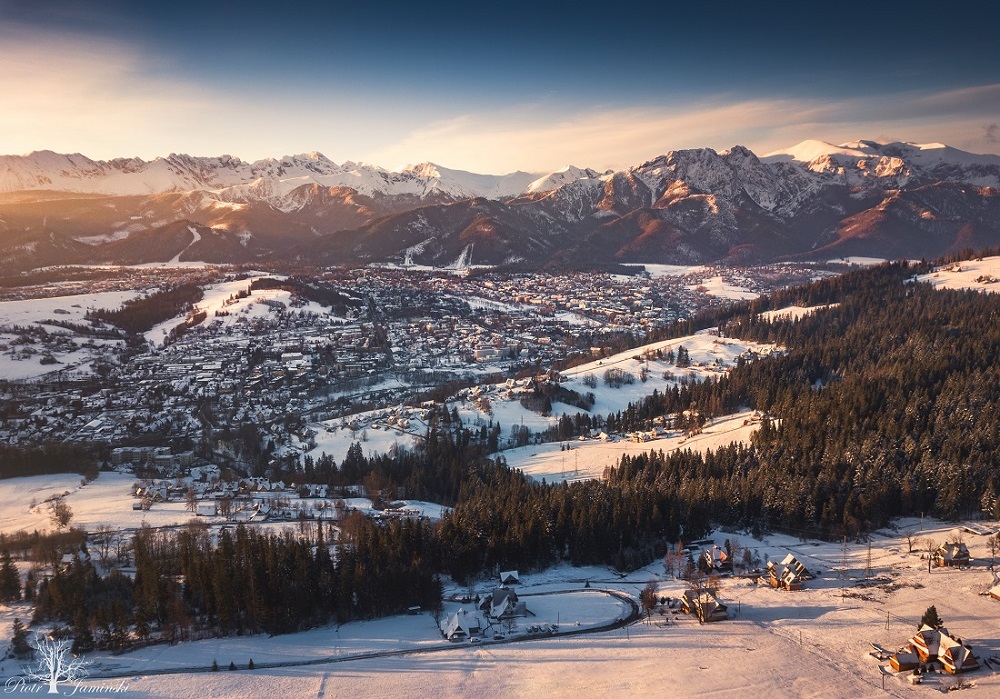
[916, 256, 1000, 294]
[0, 290, 136, 380]
[145, 277, 343, 346]
[504, 410, 759, 483]
[759, 303, 838, 323]
[687, 275, 760, 300]
[3, 518, 998, 697]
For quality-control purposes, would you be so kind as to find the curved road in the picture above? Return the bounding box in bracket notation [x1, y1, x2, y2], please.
[85, 588, 640, 680]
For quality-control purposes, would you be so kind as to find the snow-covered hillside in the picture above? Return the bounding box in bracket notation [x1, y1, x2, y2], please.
[915, 255, 1000, 293]
[526, 165, 603, 194]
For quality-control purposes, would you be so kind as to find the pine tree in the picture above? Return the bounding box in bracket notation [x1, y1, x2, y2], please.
[0, 549, 20, 602]
[71, 610, 95, 654]
[228, 661, 236, 671]
[920, 605, 943, 629]
[211, 659, 219, 672]
[10, 618, 31, 658]
[248, 658, 255, 670]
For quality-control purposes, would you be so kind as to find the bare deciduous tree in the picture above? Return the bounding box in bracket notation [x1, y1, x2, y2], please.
[27, 635, 90, 694]
[640, 581, 658, 623]
[92, 524, 115, 567]
[924, 537, 938, 573]
[987, 533, 1000, 569]
[185, 486, 198, 513]
[47, 500, 73, 530]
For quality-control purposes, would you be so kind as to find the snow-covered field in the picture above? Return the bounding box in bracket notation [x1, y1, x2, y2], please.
[145, 277, 343, 346]
[442, 329, 775, 448]
[0, 473, 453, 539]
[827, 257, 889, 266]
[305, 328, 774, 466]
[308, 420, 423, 465]
[505, 410, 759, 483]
[916, 256, 1000, 294]
[0, 291, 142, 328]
[4, 517, 999, 697]
[759, 303, 838, 322]
[0, 290, 136, 380]
[0, 473, 201, 535]
[688, 275, 760, 300]
[639, 263, 709, 278]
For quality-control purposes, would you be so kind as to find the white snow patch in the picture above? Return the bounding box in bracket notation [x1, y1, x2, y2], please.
[916, 255, 1000, 293]
[687, 275, 760, 300]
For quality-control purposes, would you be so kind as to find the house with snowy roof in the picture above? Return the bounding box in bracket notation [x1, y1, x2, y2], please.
[890, 625, 980, 674]
[933, 542, 971, 567]
[499, 570, 519, 586]
[440, 608, 483, 640]
[766, 554, 811, 590]
[478, 587, 527, 619]
[701, 545, 731, 573]
[680, 589, 729, 622]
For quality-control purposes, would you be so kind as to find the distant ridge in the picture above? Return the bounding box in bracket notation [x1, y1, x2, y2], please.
[1, 140, 999, 271]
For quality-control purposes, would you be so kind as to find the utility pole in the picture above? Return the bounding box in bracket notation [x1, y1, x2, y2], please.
[840, 536, 849, 580]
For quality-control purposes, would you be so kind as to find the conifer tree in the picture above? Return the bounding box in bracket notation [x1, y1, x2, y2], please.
[10, 618, 31, 658]
[920, 605, 943, 629]
[0, 549, 20, 602]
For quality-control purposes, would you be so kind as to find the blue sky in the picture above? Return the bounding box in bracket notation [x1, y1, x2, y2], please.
[2, 0, 998, 172]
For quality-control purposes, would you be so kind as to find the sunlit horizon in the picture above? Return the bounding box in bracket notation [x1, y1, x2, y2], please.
[2, 2, 999, 173]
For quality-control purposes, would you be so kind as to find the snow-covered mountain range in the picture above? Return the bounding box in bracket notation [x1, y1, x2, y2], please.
[0, 151, 538, 203]
[1, 140, 999, 270]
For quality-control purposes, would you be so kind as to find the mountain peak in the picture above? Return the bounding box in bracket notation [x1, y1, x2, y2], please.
[526, 165, 600, 193]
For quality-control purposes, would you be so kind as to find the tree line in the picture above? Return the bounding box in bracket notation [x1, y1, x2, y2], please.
[31, 516, 440, 649]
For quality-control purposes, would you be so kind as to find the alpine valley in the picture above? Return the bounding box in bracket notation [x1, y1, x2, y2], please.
[2, 139, 999, 272]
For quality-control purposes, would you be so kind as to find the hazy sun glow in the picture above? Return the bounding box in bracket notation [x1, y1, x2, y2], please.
[2, 3, 999, 173]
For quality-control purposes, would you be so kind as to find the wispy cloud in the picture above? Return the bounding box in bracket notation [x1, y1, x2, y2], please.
[363, 86, 1000, 172]
[3, 22, 998, 172]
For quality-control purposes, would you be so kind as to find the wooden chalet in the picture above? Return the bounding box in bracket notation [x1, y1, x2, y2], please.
[440, 608, 482, 641]
[680, 589, 729, 622]
[933, 542, 971, 568]
[766, 554, 812, 590]
[700, 545, 731, 573]
[479, 587, 527, 619]
[890, 625, 980, 675]
[499, 570, 520, 586]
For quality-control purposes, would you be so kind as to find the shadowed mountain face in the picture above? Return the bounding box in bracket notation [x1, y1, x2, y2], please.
[1, 141, 999, 271]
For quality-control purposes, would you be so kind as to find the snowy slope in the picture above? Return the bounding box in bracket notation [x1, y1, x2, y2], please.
[915, 255, 1000, 293]
[762, 139, 1000, 188]
[0, 151, 540, 201]
[762, 139, 874, 164]
[526, 165, 603, 194]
